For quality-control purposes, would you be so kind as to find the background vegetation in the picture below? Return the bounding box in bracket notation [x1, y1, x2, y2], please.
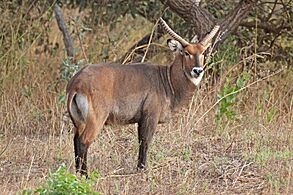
[0, 0, 292, 194]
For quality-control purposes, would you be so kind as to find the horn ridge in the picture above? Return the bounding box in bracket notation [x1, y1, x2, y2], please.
[159, 18, 189, 47]
[200, 25, 220, 47]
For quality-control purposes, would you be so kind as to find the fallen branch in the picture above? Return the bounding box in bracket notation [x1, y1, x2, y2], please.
[118, 25, 164, 64]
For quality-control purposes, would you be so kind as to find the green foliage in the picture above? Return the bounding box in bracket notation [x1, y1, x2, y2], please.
[60, 58, 83, 81]
[213, 37, 250, 122]
[57, 91, 67, 105]
[58, 57, 82, 105]
[212, 36, 240, 65]
[63, 0, 163, 27]
[265, 172, 284, 192]
[22, 164, 100, 195]
[266, 107, 277, 123]
[216, 72, 250, 122]
[62, 0, 191, 40]
[254, 148, 293, 166]
[182, 147, 191, 161]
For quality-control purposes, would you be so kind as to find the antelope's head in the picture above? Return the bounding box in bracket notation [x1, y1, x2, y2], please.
[160, 18, 219, 85]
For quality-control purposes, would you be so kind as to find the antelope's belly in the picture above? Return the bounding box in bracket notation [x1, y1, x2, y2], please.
[105, 99, 142, 125]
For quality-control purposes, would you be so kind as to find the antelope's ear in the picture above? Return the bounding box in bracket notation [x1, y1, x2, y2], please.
[167, 39, 183, 53]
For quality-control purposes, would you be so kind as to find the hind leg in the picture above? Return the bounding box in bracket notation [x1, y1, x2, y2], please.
[74, 132, 89, 176]
[74, 114, 107, 177]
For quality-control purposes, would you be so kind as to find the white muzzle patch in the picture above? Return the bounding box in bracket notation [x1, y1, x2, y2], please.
[189, 67, 204, 86]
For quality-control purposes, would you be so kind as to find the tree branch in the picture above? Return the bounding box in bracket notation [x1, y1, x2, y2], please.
[53, 3, 75, 59]
[117, 25, 164, 64]
[240, 21, 291, 34]
[160, 0, 216, 40]
[160, 0, 258, 45]
[219, 0, 258, 42]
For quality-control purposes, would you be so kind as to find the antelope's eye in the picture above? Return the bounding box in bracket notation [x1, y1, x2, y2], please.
[184, 51, 191, 57]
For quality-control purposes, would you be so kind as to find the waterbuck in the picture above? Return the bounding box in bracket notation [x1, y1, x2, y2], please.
[67, 18, 219, 177]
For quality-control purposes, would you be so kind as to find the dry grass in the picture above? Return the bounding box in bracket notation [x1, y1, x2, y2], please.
[0, 5, 292, 195]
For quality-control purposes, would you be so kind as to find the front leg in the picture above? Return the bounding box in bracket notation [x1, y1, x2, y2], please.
[137, 113, 159, 169]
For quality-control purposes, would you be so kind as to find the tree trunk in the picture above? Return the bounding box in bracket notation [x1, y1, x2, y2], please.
[160, 0, 258, 45]
[53, 3, 75, 60]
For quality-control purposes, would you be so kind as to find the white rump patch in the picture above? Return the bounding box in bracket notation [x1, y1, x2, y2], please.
[76, 93, 88, 120]
[71, 93, 89, 122]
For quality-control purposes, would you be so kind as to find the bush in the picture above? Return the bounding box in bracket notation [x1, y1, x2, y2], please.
[22, 164, 100, 195]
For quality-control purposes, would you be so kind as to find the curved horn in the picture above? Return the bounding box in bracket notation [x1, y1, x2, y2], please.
[200, 25, 220, 47]
[159, 18, 189, 47]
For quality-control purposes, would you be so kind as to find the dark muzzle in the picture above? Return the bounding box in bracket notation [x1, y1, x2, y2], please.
[191, 67, 203, 77]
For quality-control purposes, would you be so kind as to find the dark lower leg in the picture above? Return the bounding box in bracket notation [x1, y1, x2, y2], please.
[137, 141, 148, 169]
[74, 135, 89, 177]
[136, 113, 158, 170]
[74, 134, 80, 169]
[137, 122, 155, 169]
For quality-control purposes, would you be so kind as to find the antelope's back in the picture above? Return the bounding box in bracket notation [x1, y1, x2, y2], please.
[66, 63, 165, 124]
[67, 62, 160, 94]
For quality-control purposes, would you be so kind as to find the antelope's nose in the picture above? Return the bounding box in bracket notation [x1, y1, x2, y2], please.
[192, 67, 203, 76]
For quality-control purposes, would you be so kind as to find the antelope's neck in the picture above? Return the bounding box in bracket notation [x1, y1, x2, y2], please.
[169, 56, 196, 109]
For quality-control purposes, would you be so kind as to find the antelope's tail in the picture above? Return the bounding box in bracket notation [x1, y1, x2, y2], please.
[67, 90, 89, 135]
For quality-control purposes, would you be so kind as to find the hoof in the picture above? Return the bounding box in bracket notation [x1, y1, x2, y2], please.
[137, 163, 146, 171]
[76, 170, 88, 179]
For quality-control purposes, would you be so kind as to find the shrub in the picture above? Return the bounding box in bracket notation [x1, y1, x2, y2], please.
[22, 164, 100, 195]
